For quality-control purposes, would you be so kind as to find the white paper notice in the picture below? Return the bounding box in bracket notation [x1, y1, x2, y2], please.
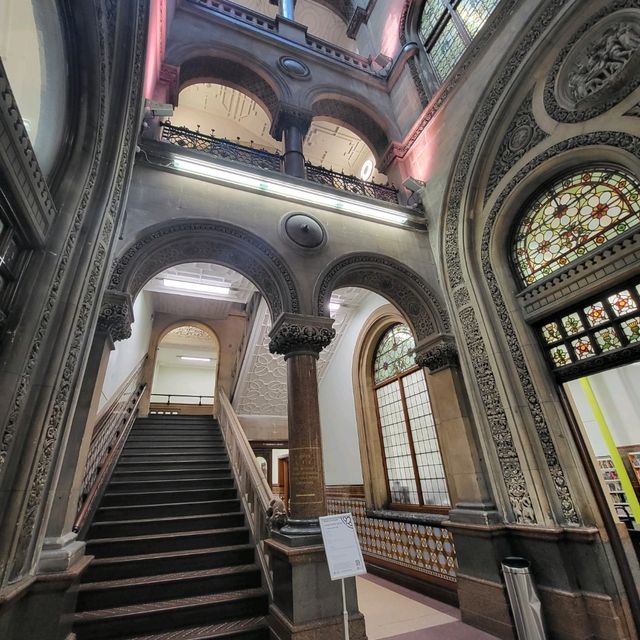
[319, 513, 367, 581]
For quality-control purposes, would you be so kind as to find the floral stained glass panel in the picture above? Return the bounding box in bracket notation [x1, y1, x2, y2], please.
[584, 302, 609, 327]
[542, 322, 561, 343]
[571, 336, 595, 360]
[608, 290, 638, 316]
[550, 345, 571, 367]
[430, 20, 466, 80]
[514, 169, 640, 285]
[457, 0, 500, 37]
[621, 317, 640, 343]
[374, 324, 416, 385]
[593, 327, 621, 352]
[562, 313, 583, 336]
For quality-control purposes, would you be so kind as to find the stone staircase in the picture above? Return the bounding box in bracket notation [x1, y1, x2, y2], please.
[70, 415, 270, 640]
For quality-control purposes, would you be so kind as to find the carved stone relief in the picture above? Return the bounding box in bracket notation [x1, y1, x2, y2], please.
[268, 313, 335, 358]
[545, 4, 640, 122]
[108, 221, 300, 320]
[6, 0, 149, 580]
[414, 335, 459, 373]
[485, 93, 548, 202]
[316, 254, 450, 342]
[443, 0, 583, 525]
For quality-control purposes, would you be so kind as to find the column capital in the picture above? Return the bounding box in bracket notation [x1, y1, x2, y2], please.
[270, 104, 313, 141]
[268, 313, 335, 359]
[96, 290, 134, 343]
[414, 334, 459, 373]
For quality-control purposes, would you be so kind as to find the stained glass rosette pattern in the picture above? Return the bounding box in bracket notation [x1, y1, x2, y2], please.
[515, 169, 640, 285]
[374, 324, 416, 384]
[539, 280, 640, 374]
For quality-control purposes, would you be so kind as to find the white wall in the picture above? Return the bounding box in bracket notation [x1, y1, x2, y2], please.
[152, 364, 216, 401]
[566, 362, 640, 457]
[319, 292, 387, 486]
[99, 291, 154, 409]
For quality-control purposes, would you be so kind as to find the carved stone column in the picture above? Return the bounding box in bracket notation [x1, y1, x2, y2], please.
[270, 105, 312, 179]
[269, 313, 335, 538]
[39, 291, 133, 571]
[267, 314, 366, 639]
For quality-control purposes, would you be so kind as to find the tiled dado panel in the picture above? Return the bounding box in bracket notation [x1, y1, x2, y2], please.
[326, 491, 457, 584]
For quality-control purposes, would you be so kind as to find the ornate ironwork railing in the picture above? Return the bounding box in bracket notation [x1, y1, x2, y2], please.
[74, 363, 146, 533]
[217, 389, 275, 597]
[150, 393, 214, 406]
[161, 123, 400, 204]
[305, 163, 399, 203]
[162, 123, 282, 172]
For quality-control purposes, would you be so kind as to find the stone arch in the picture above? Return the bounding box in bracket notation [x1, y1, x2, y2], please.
[314, 252, 450, 342]
[310, 95, 392, 162]
[177, 54, 285, 121]
[108, 219, 301, 322]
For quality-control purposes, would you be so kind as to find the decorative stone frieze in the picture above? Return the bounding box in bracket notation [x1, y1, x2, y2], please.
[485, 92, 547, 201]
[414, 335, 459, 373]
[545, 3, 640, 122]
[97, 290, 134, 342]
[268, 313, 335, 359]
[270, 104, 313, 141]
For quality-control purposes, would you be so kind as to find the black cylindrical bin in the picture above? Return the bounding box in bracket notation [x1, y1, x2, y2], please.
[501, 557, 547, 640]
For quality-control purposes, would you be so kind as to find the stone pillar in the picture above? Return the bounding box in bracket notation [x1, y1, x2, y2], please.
[269, 313, 335, 539]
[415, 335, 511, 638]
[270, 105, 312, 179]
[267, 313, 366, 640]
[38, 291, 133, 572]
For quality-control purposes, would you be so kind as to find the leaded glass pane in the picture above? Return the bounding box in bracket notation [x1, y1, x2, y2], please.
[514, 169, 640, 285]
[419, 0, 445, 42]
[373, 324, 415, 384]
[550, 345, 571, 367]
[621, 317, 640, 343]
[608, 290, 638, 316]
[376, 381, 419, 505]
[562, 312, 583, 336]
[594, 327, 621, 352]
[571, 336, 595, 359]
[457, 0, 499, 37]
[402, 371, 450, 507]
[584, 302, 609, 327]
[542, 322, 561, 343]
[430, 20, 466, 81]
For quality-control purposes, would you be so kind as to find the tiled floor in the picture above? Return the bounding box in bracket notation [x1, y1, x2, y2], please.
[356, 574, 498, 640]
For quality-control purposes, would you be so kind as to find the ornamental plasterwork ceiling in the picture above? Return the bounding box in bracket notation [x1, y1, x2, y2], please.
[233, 288, 372, 416]
[163, 326, 212, 346]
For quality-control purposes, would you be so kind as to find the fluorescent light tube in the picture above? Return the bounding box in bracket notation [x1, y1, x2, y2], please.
[329, 302, 341, 311]
[172, 157, 409, 226]
[164, 278, 230, 295]
[179, 356, 212, 362]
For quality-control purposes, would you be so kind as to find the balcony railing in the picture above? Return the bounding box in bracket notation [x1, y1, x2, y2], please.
[161, 123, 400, 204]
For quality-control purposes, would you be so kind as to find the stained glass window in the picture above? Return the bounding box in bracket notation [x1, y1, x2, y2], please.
[419, 0, 499, 82]
[373, 324, 450, 509]
[514, 169, 640, 285]
[537, 279, 640, 377]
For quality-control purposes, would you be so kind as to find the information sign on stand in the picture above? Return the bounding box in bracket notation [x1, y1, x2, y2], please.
[319, 513, 367, 640]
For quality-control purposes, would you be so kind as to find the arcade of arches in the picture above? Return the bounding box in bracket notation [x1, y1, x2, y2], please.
[1, 1, 640, 640]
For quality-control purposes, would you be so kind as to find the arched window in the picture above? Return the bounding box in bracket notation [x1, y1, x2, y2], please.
[373, 323, 450, 509]
[513, 168, 640, 286]
[419, 0, 500, 82]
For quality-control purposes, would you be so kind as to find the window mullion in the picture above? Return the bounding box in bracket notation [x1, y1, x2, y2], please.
[398, 374, 425, 506]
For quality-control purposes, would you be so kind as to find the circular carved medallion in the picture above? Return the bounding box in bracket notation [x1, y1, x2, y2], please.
[546, 7, 640, 122]
[278, 56, 311, 80]
[283, 213, 326, 249]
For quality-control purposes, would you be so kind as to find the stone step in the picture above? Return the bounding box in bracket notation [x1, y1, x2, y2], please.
[75, 564, 261, 611]
[111, 468, 232, 481]
[86, 527, 250, 558]
[105, 479, 235, 496]
[115, 460, 230, 471]
[83, 544, 256, 583]
[116, 617, 269, 640]
[94, 500, 241, 522]
[70, 588, 268, 640]
[101, 488, 237, 507]
[87, 512, 245, 539]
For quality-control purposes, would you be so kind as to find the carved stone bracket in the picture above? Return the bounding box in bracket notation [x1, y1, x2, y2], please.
[414, 335, 459, 373]
[158, 63, 180, 105]
[270, 104, 313, 141]
[268, 313, 335, 359]
[97, 290, 134, 342]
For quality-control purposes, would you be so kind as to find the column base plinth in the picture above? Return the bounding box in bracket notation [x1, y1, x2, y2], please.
[274, 518, 322, 546]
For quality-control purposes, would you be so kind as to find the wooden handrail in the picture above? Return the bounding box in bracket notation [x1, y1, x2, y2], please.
[73, 383, 146, 534]
[217, 389, 274, 596]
